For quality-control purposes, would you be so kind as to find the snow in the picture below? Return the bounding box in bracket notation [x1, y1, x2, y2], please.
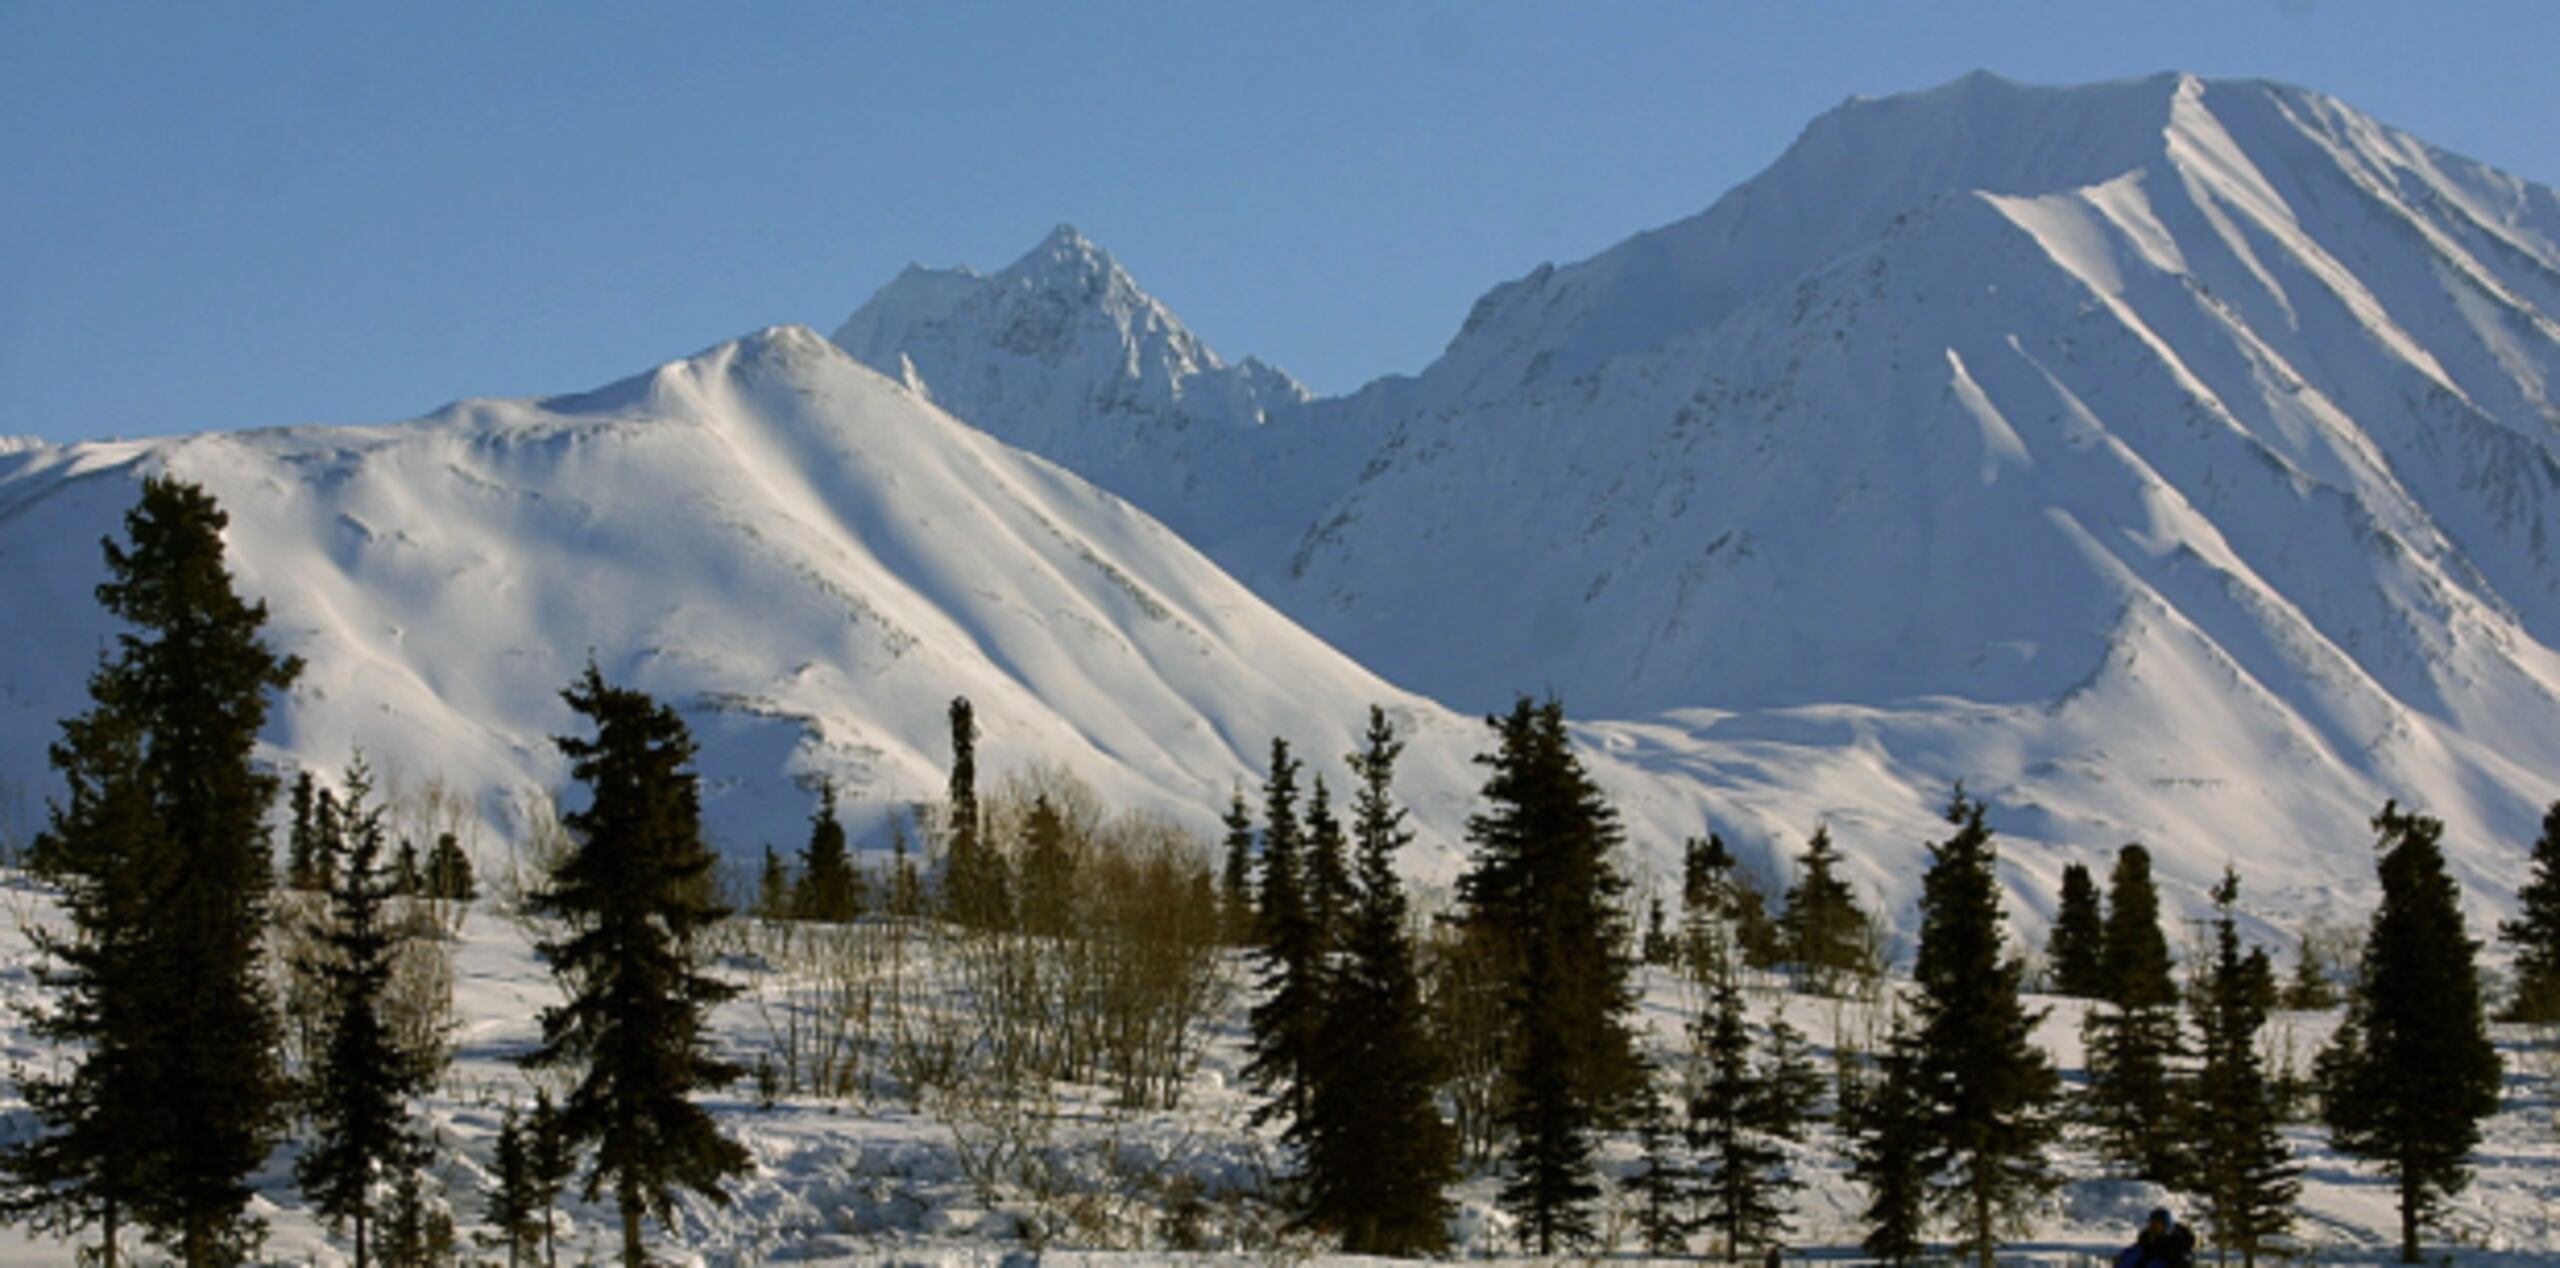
[831, 71, 2560, 940]
[2, 69, 2558, 984]
[0, 879, 2553, 1264]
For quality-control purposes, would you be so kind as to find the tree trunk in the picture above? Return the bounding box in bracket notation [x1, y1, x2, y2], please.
[354, 1208, 369, 1268]
[2398, 1173, 2422, 1263]
[621, 1197, 645, 1268]
[100, 1197, 117, 1268]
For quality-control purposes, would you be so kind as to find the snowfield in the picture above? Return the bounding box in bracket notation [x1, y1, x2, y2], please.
[1, 876, 2555, 1265]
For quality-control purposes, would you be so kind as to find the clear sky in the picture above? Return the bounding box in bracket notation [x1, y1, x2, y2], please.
[4, 2, 2555, 445]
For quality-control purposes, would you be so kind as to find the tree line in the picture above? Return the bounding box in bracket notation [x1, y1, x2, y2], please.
[2, 478, 2555, 1265]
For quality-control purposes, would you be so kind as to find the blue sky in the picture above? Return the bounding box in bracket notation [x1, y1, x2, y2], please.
[3, 2, 2554, 445]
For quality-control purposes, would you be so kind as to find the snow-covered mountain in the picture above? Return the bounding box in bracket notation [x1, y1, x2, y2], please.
[830, 225, 1312, 535]
[0, 328, 1529, 880]
[836, 72, 2560, 920]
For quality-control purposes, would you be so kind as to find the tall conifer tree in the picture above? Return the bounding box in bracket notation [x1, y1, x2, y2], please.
[2317, 801, 2502, 1264]
[295, 759, 430, 1268]
[792, 781, 861, 923]
[1218, 786, 1256, 944]
[1907, 791, 2061, 1267]
[1, 701, 159, 1266]
[524, 664, 749, 1268]
[941, 696, 1008, 928]
[2046, 863, 2106, 998]
[2, 477, 299, 1266]
[1457, 697, 1642, 1253]
[1244, 739, 1321, 1131]
[2190, 868, 2299, 1267]
[1294, 707, 1457, 1254]
[2499, 801, 2560, 1022]
[1848, 1017, 1930, 1267]
[2083, 843, 2187, 1182]
[1779, 824, 1876, 994]
[1303, 775, 1353, 960]
[1683, 927, 1818, 1262]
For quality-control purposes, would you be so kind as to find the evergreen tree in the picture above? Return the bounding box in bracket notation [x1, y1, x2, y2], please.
[1, 477, 300, 1266]
[525, 1091, 575, 1268]
[2083, 843, 2187, 1182]
[1779, 824, 1877, 994]
[1908, 790, 2062, 1267]
[295, 759, 432, 1268]
[1218, 785, 1256, 944]
[1642, 893, 1677, 966]
[792, 782, 862, 924]
[286, 769, 324, 890]
[2499, 801, 2560, 1022]
[2317, 801, 2503, 1264]
[941, 696, 1008, 928]
[1016, 792, 1074, 938]
[755, 845, 791, 921]
[1683, 833, 1784, 975]
[1457, 697, 1643, 1253]
[423, 831, 476, 905]
[2190, 868, 2299, 1267]
[376, 1165, 453, 1268]
[2280, 932, 2341, 1011]
[392, 836, 424, 899]
[1683, 927, 1817, 1263]
[2046, 862, 2106, 998]
[1848, 1017, 1930, 1267]
[523, 664, 750, 1268]
[1627, 1077, 1695, 1256]
[1294, 706, 1457, 1254]
[483, 1107, 545, 1268]
[0, 701, 160, 1266]
[1244, 738, 1322, 1131]
[1303, 775, 1354, 959]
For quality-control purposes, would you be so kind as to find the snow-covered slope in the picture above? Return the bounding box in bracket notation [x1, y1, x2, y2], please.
[835, 72, 2560, 920]
[0, 327, 1503, 877]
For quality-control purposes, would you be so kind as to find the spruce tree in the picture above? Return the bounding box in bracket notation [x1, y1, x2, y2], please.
[1457, 697, 1643, 1253]
[1303, 775, 1354, 959]
[2083, 842, 2187, 1182]
[1627, 1077, 1695, 1256]
[1294, 706, 1457, 1254]
[2190, 868, 2299, 1267]
[286, 769, 324, 891]
[1683, 833, 1783, 975]
[755, 845, 791, 921]
[2280, 932, 2341, 1011]
[295, 759, 431, 1268]
[2046, 862, 2106, 998]
[941, 696, 1008, 928]
[1, 477, 299, 1265]
[1244, 738, 1321, 1131]
[523, 664, 750, 1268]
[0, 700, 160, 1266]
[1683, 925, 1816, 1263]
[1218, 785, 1256, 944]
[1779, 824, 1876, 994]
[792, 781, 862, 924]
[2499, 801, 2560, 1022]
[2316, 800, 2502, 1264]
[483, 1107, 545, 1268]
[525, 1090, 575, 1268]
[1848, 1017, 1930, 1267]
[1908, 790, 2062, 1267]
[1016, 792, 1074, 938]
[424, 831, 476, 905]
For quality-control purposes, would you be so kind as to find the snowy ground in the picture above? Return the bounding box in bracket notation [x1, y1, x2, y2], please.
[0, 877, 2554, 1266]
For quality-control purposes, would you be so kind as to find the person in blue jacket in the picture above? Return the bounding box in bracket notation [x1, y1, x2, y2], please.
[2116, 1207, 2197, 1268]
